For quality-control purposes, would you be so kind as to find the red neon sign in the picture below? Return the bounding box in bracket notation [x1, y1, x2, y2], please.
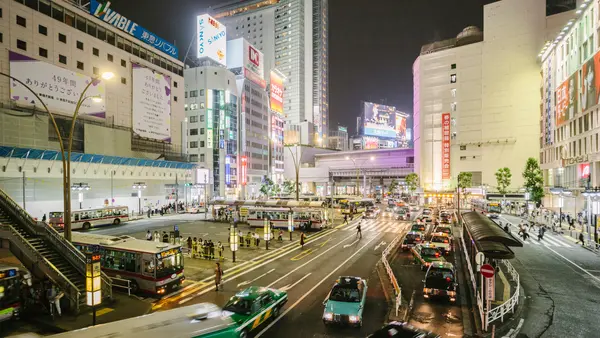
[241, 156, 248, 186]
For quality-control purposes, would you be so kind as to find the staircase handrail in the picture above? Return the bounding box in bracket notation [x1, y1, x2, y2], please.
[0, 223, 81, 305]
[0, 188, 38, 234]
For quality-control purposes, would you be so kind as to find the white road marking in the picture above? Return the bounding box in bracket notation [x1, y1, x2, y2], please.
[279, 273, 312, 291]
[374, 241, 387, 250]
[502, 318, 524, 338]
[545, 246, 600, 284]
[343, 238, 360, 248]
[237, 268, 276, 287]
[254, 234, 380, 337]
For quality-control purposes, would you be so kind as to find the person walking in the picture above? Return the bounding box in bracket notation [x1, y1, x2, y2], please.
[577, 232, 585, 246]
[47, 284, 63, 316]
[209, 240, 215, 259]
[42, 214, 47, 223]
[214, 262, 223, 292]
[217, 241, 224, 261]
[255, 233, 260, 247]
[154, 231, 160, 243]
[278, 229, 283, 242]
[239, 230, 244, 247]
[356, 221, 362, 239]
[146, 230, 153, 241]
[300, 232, 306, 249]
[187, 237, 193, 257]
[344, 214, 348, 224]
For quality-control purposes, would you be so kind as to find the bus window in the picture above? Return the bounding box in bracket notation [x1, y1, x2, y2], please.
[156, 250, 183, 279]
[143, 259, 155, 277]
[49, 212, 63, 218]
[74, 213, 80, 221]
[103, 250, 138, 273]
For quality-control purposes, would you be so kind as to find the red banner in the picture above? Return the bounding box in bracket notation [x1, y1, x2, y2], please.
[241, 156, 248, 186]
[442, 113, 451, 180]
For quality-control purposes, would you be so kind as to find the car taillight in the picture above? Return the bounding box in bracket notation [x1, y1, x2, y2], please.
[446, 277, 452, 283]
[416, 238, 421, 242]
[435, 253, 440, 257]
[444, 240, 449, 243]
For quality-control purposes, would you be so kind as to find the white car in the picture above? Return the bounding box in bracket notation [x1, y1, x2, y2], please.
[430, 232, 452, 254]
[409, 205, 419, 212]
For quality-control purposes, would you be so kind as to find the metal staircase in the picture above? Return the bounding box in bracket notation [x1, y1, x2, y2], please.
[0, 188, 112, 312]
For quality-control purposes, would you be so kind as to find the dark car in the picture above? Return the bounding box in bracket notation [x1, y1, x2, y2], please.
[423, 262, 457, 302]
[368, 321, 440, 338]
[401, 231, 422, 250]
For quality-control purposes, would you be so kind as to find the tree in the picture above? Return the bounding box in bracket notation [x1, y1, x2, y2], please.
[260, 176, 274, 197]
[388, 179, 399, 196]
[405, 173, 419, 195]
[271, 184, 281, 197]
[457, 172, 473, 213]
[495, 167, 512, 195]
[522, 157, 544, 206]
[282, 180, 296, 195]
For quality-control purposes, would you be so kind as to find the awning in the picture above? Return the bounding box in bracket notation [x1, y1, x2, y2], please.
[462, 211, 523, 247]
[476, 241, 515, 259]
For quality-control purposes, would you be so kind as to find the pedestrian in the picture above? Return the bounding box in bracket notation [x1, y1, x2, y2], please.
[187, 237, 193, 257]
[239, 230, 244, 247]
[42, 214, 47, 223]
[504, 224, 510, 233]
[162, 231, 169, 243]
[255, 233, 260, 247]
[300, 232, 306, 249]
[146, 230, 153, 241]
[246, 232, 252, 247]
[209, 240, 215, 259]
[577, 233, 585, 246]
[278, 229, 283, 242]
[538, 227, 544, 241]
[154, 231, 160, 243]
[356, 221, 362, 239]
[46, 284, 63, 316]
[214, 262, 223, 291]
[217, 241, 224, 261]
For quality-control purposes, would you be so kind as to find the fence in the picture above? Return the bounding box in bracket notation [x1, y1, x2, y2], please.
[381, 233, 402, 316]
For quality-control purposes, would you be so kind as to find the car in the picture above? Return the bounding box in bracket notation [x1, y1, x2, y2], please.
[433, 225, 453, 239]
[409, 205, 420, 212]
[401, 231, 423, 250]
[423, 262, 458, 302]
[410, 223, 427, 235]
[395, 208, 409, 221]
[430, 232, 452, 254]
[368, 321, 441, 338]
[487, 213, 500, 219]
[222, 286, 288, 336]
[422, 208, 432, 215]
[365, 207, 380, 219]
[322, 276, 368, 327]
[411, 243, 446, 271]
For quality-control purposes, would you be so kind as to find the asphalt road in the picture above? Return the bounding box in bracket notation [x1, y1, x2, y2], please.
[499, 214, 600, 338]
[159, 216, 412, 337]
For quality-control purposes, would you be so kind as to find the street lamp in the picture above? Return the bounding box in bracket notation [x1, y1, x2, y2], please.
[288, 210, 294, 241]
[229, 224, 238, 262]
[550, 187, 572, 231]
[71, 183, 90, 209]
[132, 182, 147, 215]
[582, 187, 600, 246]
[264, 216, 272, 250]
[345, 156, 375, 197]
[0, 70, 113, 241]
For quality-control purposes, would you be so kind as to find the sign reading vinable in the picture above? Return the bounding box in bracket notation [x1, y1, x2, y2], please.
[442, 113, 451, 180]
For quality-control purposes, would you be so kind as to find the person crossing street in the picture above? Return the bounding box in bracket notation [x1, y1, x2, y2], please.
[356, 220, 362, 239]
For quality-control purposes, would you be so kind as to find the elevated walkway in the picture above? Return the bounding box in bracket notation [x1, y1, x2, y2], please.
[0, 188, 112, 312]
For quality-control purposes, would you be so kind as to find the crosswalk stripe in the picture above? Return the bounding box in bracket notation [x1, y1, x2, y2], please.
[380, 224, 392, 233]
[362, 223, 377, 232]
[543, 236, 571, 248]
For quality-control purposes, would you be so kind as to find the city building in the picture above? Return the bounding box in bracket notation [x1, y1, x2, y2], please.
[184, 66, 239, 199]
[413, 0, 573, 193]
[0, 0, 191, 217]
[328, 126, 348, 151]
[212, 0, 329, 145]
[540, 0, 598, 215]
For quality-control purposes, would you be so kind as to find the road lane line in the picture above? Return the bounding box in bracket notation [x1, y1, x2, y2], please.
[290, 249, 314, 261]
[279, 273, 312, 291]
[545, 246, 600, 284]
[255, 234, 380, 337]
[237, 268, 276, 287]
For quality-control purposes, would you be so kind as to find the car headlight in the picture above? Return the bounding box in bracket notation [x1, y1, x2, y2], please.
[349, 315, 360, 323]
[323, 312, 333, 321]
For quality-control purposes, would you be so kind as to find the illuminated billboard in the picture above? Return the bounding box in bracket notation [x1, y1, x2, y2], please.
[362, 102, 409, 141]
[555, 72, 577, 127]
[270, 71, 284, 114]
[196, 14, 226, 66]
[132, 63, 172, 142]
[442, 113, 451, 180]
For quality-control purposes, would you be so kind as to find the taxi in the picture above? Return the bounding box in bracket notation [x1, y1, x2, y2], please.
[430, 232, 452, 254]
[410, 243, 446, 271]
[323, 276, 368, 327]
[222, 286, 288, 337]
[423, 262, 458, 302]
[433, 225, 453, 239]
[410, 223, 427, 236]
[401, 231, 422, 251]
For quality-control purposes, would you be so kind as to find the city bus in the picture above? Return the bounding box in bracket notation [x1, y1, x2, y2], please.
[0, 265, 31, 323]
[70, 233, 184, 295]
[246, 207, 326, 230]
[10, 303, 243, 338]
[48, 206, 129, 230]
[340, 198, 375, 214]
[472, 199, 502, 216]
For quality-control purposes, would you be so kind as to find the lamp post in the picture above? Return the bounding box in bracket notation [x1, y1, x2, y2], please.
[550, 187, 572, 231]
[0, 71, 114, 241]
[345, 156, 375, 197]
[264, 216, 272, 250]
[286, 144, 302, 201]
[71, 183, 90, 210]
[132, 182, 147, 215]
[582, 187, 600, 246]
[85, 251, 102, 326]
[288, 210, 294, 241]
[229, 224, 238, 262]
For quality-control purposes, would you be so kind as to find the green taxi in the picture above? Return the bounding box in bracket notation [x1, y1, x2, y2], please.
[410, 243, 446, 271]
[323, 276, 368, 327]
[222, 286, 288, 337]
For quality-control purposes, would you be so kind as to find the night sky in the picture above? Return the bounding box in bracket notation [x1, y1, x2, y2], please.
[111, 0, 496, 134]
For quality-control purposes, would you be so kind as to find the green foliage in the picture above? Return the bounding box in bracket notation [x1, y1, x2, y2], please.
[405, 173, 419, 194]
[495, 167, 512, 195]
[260, 176, 275, 197]
[282, 180, 296, 195]
[457, 172, 473, 192]
[522, 157, 544, 204]
[388, 179, 399, 195]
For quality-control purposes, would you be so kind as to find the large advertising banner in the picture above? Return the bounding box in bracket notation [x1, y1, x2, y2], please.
[270, 71, 284, 114]
[363, 137, 379, 149]
[132, 63, 172, 142]
[395, 114, 407, 141]
[9, 51, 106, 118]
[543, 54, 554, 146]
[442, 113, 451, 180]
[580, 50, 600, 112]
[556, 72, 578, 127]
[197, 14, 227, 66]
[363, 102, 397, 138]
[244, 40, 266, 88]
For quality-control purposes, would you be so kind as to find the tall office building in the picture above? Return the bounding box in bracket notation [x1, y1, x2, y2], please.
[212, 0, 329, 145]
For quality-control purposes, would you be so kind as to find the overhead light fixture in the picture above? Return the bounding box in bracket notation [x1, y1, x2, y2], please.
[576, 9, 582, 14]
[580, 3, 587, 8]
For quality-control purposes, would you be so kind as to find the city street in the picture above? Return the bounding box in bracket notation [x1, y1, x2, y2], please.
[500, 214, 600, 338]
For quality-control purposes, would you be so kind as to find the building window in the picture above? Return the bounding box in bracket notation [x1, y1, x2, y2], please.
[451, 102, 457, 112]
[16, 15, 26, 27]
[76, 41, 84, 50]
[174, 96, 178, 102]
[121, 59, 126, 67]
[174, 81, 178, 88]
[200, 115, 205, 122]
[200, 102, 205, 109]
[460, 145, 466, 150]
[189, 116, 198, 123]
[58, 33, 67, 43]
[190, 128, 198, 136]
[450, 74, 457, 83]
[77, 61, 84, 70]
[93, 67, 99, 75]
[0, 33, 3, 43]
[190, 154, 198, 162]
[59, 54, 67, 64]
[460, 156, 467, 160]
[39, 47, 48, 58]
[38, 25, 48, 36]
[121, 77, 126, 84]
[200, 141, 205, 147]
[451, 63, 456, 69]
[107, 53, 113, 62]
[200, 128, 205, 135]
[93, 48, 99, 56]
[451, 88, 456, 98]
[16, 39, 27, 51]
[200, 154, 205, 162]
[190, 90, 198, 97]
[189, 141, 198, 148]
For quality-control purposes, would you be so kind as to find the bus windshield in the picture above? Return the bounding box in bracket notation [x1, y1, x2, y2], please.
[156, 251, 183, 279]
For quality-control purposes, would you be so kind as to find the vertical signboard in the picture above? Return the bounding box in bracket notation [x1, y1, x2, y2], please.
[556, 72, 578, 127]
[244, 40, 265, 88]
[442, 113, 451, 180]
[270, 71, 284, 114]
[132, 63, 172, 142]
[241, 156, 248, 186]
[543, 54, 554, 145]
[580, 50, 600, 112]
[196, 14, 227, 66]
[206, 90, 213, 149]
[225, 155, 231, 186]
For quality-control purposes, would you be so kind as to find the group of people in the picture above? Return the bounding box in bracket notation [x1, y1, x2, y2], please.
[145, 202, 187, 218]
[186, 237, 225, 260]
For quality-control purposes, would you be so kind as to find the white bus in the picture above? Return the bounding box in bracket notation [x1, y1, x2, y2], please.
[9, 303, 243, 338]
[49, 206, 129, 230]
[246, 207, 326, 230]
[340, 198, 375, 214]
[70, 233, 184, 295]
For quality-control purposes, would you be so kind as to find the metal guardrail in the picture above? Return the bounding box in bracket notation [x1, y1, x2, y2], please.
[110, 276, 131, 296]
[381, 233, 402, 316]
[485, 260, 520, 329]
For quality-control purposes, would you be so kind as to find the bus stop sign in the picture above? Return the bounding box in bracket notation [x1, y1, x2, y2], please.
[480, 264, 495, 278]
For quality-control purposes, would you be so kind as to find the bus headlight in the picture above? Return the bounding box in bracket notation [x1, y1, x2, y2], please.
[323, 312, 333, 321]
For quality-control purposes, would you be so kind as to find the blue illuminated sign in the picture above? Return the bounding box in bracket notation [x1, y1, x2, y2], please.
[225, 156, 231, 185]
[90, 1, 178, 58]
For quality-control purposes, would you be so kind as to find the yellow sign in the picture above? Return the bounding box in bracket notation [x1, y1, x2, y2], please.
[240, 208, 249, 216]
